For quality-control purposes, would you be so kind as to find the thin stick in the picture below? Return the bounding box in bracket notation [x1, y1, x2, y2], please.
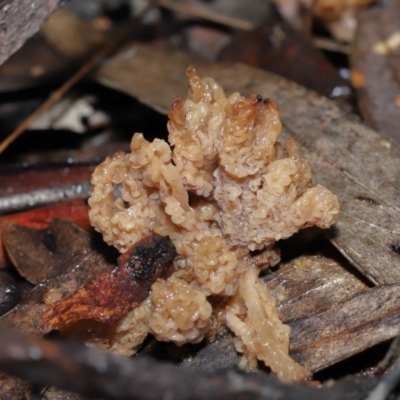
[0, 17, 144, 155]
[312, 36, 350, 54]
[155, 0, 254, 31]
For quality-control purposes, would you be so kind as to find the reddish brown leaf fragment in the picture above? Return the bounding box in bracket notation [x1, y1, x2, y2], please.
[1, 218, 116, 335]
[41, 235, 177, 333]
[2, 205, 92, 284]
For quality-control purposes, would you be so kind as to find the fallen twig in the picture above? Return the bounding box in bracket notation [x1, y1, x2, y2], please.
[0, 323, 379, 400]
[0, 180, 92, 214]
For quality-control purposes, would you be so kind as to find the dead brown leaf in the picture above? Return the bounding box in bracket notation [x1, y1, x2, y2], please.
[218, 23, 348, 98]
[2, 215, 93, 285]
[94, 43, 400, 286]
[351, 0, 400, 142]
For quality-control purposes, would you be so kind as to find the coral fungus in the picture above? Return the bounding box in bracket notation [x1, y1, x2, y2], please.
[87, 66, 339, 382]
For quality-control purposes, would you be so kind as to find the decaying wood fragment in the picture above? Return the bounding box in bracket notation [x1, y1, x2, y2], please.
[264, 245, 370, 322]
[0, 218, 117, 394]
[0, 323, 379, 400]
[2, 218, 115, 335]
[290, 284, 400, 371]
[41, 235, 176, 332]
[0, 0, 63, 66]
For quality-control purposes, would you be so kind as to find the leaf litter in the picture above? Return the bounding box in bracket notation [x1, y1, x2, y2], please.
[1, 217, 399, 396]
[1, 4, 400, 396]
[1, 52, 399, 399]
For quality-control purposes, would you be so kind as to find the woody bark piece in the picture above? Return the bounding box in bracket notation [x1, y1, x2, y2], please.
[290, 284, 400, 371]
[41, 235, 177, 332]
[0, 0, 64, 66]
[264, 250, 369, 323]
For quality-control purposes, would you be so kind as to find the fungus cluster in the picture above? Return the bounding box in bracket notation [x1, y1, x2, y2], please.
[88, 67, 339, 382]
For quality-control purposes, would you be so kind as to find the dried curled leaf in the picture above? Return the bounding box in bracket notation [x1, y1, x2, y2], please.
[41, 235, 177, 333]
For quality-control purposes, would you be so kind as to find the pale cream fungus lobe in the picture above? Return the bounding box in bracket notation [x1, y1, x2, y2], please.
[88, 66, 339, 382]
[149, 277, 212, 345]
